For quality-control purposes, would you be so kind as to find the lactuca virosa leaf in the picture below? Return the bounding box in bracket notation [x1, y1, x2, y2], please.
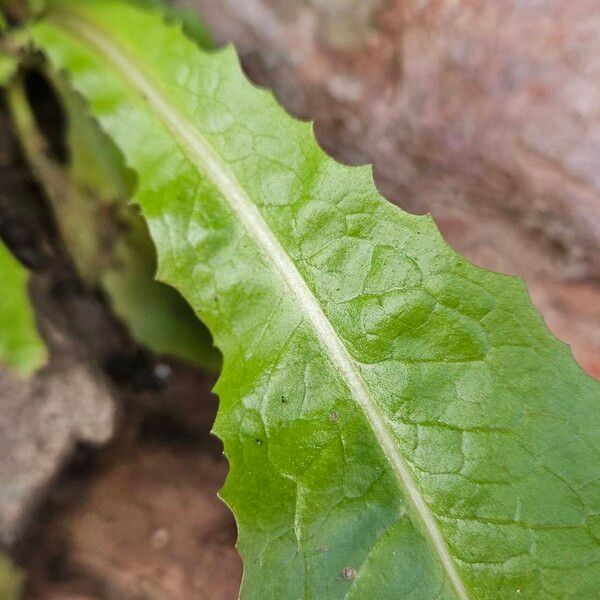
[26, 1, 600, 597]
[0, 240, 45, 374]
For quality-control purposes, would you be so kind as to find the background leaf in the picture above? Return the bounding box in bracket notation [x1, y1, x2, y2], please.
[27, 2, 600, 598]
[56, 74, 220, 368]
[0, 240, 45, 374]
[5, 60, 220, 369]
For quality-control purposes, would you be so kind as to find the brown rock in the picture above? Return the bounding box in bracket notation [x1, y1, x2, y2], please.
[0, 362, 116, 547]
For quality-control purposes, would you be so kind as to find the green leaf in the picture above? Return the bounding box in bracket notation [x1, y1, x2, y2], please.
[0, 240, 45, 374]
[27, 2, 600, 598]
[0, 554, 22, 600]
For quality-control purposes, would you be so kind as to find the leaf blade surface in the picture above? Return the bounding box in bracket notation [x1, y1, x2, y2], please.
[28, 2, 600, 597]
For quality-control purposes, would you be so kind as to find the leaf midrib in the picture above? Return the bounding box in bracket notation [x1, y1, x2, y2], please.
[50, 8, 469, 598]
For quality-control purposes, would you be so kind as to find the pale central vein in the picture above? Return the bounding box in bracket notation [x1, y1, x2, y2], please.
[54, 12, 469, 600]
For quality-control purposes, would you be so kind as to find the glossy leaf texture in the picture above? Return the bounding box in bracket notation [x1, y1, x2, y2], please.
[27, 2, 600, 598]
[0, 240, 45, 374]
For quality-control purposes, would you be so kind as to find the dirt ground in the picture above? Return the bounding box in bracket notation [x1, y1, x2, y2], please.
[1, 1, 599, 599]
[21, 371, 242, 600]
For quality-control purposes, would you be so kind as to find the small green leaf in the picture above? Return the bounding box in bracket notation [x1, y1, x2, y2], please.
[26, 2, 600, 598]
[0, 240, 45, 374]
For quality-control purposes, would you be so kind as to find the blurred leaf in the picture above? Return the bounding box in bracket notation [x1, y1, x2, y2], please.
[0, 6, 17, 84]
[0, 54, 16, 85]
[5, 64, 220, 369]
[0, 240, 45, 374]
[57, 74, 220, 367]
